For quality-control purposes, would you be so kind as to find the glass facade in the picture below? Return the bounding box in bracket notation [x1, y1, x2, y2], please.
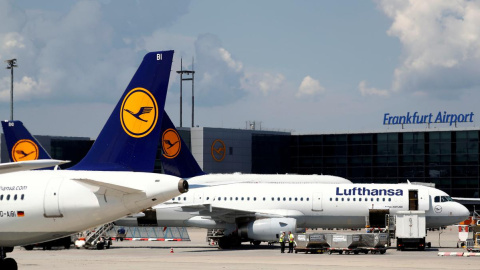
[289, 130, 480, 198]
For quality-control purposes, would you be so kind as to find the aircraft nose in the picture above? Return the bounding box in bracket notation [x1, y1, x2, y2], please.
[457, 203, 470, 220]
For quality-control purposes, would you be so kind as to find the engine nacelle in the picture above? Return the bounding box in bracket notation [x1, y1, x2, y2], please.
[238, 218, 297, 241]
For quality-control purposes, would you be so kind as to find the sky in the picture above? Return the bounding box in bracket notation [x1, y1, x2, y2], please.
[1, 0, 480, 138]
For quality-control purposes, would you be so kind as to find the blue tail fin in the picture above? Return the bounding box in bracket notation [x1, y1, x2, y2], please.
[72, 51, 174, 172]
[160, 111, 205, 178]
[1, 120, 52, 162]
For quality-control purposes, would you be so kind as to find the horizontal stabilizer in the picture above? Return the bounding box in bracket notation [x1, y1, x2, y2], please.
[73, 178, 143, 194]
[0, 159, 69, 174]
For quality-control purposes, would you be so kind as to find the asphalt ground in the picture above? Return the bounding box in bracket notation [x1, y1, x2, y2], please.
[9, 226, 480, 269]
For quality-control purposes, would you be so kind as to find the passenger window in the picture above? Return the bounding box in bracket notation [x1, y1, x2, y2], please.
[388, 198, 391, 202]
[353, 198, 356, 201]
[295, 197, 298, 201]
[341, 198, 344, 201]
[359, 198, 362, 202]
[277, 197, 280, 201]
[183, 197, 186, 201]
[206, 197, 209, 200]
[347, 198, 350, 201]
[306, 198, 309, 201]
[7, 195, 10, 200]
[382, 198, 385, 202]
[241, 197, 244, 201]
[271, 197, 274, 201]
[289, 198, 292, 201]
[224, 197, 227, 201]
[335, 198, 338, 201]
[283, 197, 286, 201]
[370, 198, 373, 202]
[218, 197, 221, 201]
[14, 194, 17, 201]
[236, 197, 238, 201]
[330, 198, 332, 201]
[376, 198, 379, 202]
[254, 197, 256, 201]
[300, 198, 303, 201]
[0, 195, 3, 200]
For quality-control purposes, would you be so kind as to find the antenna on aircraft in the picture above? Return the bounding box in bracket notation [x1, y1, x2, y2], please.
[5, 58, 18, 121]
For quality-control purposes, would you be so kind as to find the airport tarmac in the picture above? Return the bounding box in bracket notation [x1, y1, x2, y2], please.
[10, 226, 479, 269]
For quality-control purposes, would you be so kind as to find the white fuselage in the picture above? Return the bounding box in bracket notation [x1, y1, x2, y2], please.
[0, 170, 183, 246]
[141, 182, 469, 230]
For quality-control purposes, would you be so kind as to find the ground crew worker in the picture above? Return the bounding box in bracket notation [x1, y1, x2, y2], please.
[279, 232, 286, 253]
[288, 231, 294, 253]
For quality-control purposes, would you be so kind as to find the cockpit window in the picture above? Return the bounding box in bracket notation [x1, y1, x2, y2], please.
[435, 195, 453, 203]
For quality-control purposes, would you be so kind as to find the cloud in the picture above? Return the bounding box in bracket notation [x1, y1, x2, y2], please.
[0, 0, 191, 104]
[358, 80, 389, 97]
[377, 0, 480, 97]
[241, 72, 286, 96]
[296, 76, 325, 98]
[193, 33, 247, 106]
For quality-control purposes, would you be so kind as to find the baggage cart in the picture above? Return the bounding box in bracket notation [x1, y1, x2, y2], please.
[294, 233, 330, 254]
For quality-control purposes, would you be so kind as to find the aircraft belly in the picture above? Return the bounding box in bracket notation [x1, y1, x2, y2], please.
[0, 231, 76, 246]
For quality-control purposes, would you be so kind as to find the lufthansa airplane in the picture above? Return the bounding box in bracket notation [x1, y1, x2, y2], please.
[115, 112, 470, 249]
[0, 50, 188, 269]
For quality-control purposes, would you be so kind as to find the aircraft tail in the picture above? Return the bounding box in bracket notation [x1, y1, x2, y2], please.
[160, 111, 205, 178]
[1, 120, 52, 162]
[72, 51, 174, 172]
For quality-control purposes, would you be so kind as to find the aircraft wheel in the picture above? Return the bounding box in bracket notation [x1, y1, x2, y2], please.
[4, 258, 18, 270]
[218, 237, 231, 249]
[24, 245, 34, 251]
[96, 242, 105, 250]
[252, 240, 261, 246]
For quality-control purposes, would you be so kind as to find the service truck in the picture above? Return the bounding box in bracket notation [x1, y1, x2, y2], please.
[395, 210, 429, 251]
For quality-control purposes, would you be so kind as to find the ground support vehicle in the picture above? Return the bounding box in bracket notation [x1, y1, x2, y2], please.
[395, 211, 429, 251]
[326, 233, 387, 255]
[294, 233, 331, 254]
[23, 236, 72, 250]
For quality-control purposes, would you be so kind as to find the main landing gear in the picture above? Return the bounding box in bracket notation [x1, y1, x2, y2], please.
[218, 235, 241, 249]
[0, 247, 17, 270]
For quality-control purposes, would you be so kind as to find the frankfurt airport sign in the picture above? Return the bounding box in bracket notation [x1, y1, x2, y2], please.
[383, 111, 474, 126]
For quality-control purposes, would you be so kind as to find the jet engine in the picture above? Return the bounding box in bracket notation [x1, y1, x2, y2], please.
[238, 218, 297, 241]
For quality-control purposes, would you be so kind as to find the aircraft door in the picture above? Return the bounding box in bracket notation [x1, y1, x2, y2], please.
[408, 190, 418, 211]
[44, 177, 64, 218]
[418, 188, 430, 211]
[312, 192, 323, 211]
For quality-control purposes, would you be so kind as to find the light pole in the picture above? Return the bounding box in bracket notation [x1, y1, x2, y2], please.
[5, 58, 17, 121]
[176, 58, 195, 128]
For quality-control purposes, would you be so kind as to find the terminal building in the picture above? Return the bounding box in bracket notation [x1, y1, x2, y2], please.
[2, 126, 480, 201]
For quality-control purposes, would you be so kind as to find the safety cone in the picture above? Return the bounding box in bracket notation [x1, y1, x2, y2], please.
[170, 247, 174, 253]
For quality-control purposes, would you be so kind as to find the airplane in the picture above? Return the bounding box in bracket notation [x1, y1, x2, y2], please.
[0, 50, 188, 270]
[114, 112, 470, 249]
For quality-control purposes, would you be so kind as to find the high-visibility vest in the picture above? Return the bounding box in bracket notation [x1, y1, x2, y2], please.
[279, 235, 285, 242]
[289, 234, 294, 243]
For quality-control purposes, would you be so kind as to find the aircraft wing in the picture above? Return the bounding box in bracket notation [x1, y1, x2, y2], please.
[73, 178, 144, 194]
[155, 203, 299, 222]
[0, 159, 69, 175]
[453, 197, 480, 204]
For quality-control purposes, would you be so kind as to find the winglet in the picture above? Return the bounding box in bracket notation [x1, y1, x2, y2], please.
[71, 51, 174, 172]
[159, 111, 205, 178]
